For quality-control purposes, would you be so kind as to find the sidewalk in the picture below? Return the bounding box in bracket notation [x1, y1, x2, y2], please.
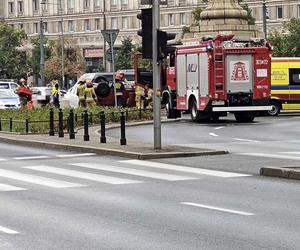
[0, 120, 228, 160]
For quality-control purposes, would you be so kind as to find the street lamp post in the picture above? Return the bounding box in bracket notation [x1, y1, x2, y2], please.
[262, 0, 267, 39]
[39, 19, 45, 86]
[40, 0, 65, 89]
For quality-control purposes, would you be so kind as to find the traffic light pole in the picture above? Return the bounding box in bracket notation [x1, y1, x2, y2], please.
[152, 0, 162, 150]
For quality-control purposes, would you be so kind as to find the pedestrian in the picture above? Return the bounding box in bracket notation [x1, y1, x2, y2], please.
[16, 78, 32, 109]
[114, 71, 125, 107]
[135, 83, 145, 109]
[77, 80, 86, 108]
[145, 84, 153, 109]
[84, 80, 97, 108]
[50, 80, 60, 108]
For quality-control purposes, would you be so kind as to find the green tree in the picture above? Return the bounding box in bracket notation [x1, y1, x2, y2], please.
[0, 23, 28, 79]
[115, 37, 135, 70]
[269, 18, 300, 57]
[238, 0, 256, 25]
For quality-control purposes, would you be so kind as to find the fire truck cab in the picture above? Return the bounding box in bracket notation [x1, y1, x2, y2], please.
[162, 34, 272, 122]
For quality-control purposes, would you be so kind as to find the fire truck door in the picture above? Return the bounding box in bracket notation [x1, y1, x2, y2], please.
[176, 55, 187, 97]
[226, 54, 253, 93]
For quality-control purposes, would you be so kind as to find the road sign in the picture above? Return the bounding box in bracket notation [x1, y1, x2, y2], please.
[106, 48, 118, 62]
[101, 29, 119, 47]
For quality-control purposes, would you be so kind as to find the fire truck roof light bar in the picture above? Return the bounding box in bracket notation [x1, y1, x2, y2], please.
[212, 106, 272, 112]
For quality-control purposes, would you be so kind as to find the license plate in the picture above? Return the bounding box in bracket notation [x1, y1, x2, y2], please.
[212, 100, 225, 106]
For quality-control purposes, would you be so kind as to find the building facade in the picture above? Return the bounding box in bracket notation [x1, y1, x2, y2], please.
[2, 0, 300, 72]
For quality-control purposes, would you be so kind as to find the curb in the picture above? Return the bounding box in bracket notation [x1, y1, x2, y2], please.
[260, 167, 300, 180]
[0, 136, 228, 160]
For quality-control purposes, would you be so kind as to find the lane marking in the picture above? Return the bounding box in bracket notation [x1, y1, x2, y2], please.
[234, 138, 259, 143]
[120, 160, 251, 178]
[209, 133, 218, 137]
[57, 153, 97, 158]
[70, 163, 197, 181]
[281, 151, 300, 155]
[25, 166, 141, 185]
[0, 183, 26, 192]
[214, 126, 224, 130]
[0, 158, 6, 162]
[13, 156, 50, 160]
[181, 202, 254, 216]
[0, 169, 85, 188]
[238, 153, 300, 160]
[0, 226, 19, 234]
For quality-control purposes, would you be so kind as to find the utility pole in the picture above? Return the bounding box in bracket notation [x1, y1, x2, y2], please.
[39, 19, 45, 87]
[59, 4, 65, 89]
[152, 0, 162, 149]
[262, 0, 267, 39]
[102, 0, 106, 71]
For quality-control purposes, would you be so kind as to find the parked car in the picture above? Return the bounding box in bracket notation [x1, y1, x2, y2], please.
[0, 80, 18, 91]
[0, 89, 21, 109]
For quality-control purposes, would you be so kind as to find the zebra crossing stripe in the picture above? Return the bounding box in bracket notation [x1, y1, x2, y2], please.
[24, 166, 141, 185]
[120, 160, 251, 178]
[0, 226, 19, 234]
[0, 183, 26, 192]
[70, 163, 197, 181]
[0, 169, 85, 188]
[238, 152, 300, 160]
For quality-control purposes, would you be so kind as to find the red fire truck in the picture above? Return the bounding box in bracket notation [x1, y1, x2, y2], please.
[148, 34, 272, 122]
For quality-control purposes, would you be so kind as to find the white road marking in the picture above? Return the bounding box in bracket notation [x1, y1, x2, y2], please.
[56, 153, 97, 158]
[0, 183, 26, 192]
[234, 138, 259, 142]
[214, 126, 224, 130]
[0, 169, 85, 188]
[0, 226, 19, 234]
[13, 156, 50, 160]
[0, 158, 6, 161]
[120, 160, 251, 178]
[70, 163, 197, 181]
[25, 166, 141, 185]
[181, 202, 254, 216]
[209, 133, 218, 137]
[238, 153, 300, 160]
[281, 151, 300, 155]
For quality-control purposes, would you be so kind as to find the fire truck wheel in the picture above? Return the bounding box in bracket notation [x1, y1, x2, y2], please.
[234, 112, 255, 123]
[267, 100, 281, 116]
[190, 99, 200, 121]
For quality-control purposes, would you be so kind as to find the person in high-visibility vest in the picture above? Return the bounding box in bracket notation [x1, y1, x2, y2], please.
[135, 83, 145, 109]
[50, 80, 60, 108]
[77, 80, 86, 107]
[145, 84, 153, 109]
[84, 80, 97, 108]
[114, 71, 125, 107]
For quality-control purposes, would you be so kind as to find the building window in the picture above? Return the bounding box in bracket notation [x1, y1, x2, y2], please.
[111, 17, 117, 29]
[19, 23, 24, 29]
[18, 1, 23, 13]
[122, 17, 128, 29]
[68, 0, 75, 9]
[8, 2, 14, 14]
[68, 20, 74, 32]
[43, 22, 48, 33]
[276, 6, 283, 19]
[84, 19, 90, 30]
[33, 0, 39, 12]
[168, 14, 175, 26]
[122, 0, 128, 4]
[84, 0, 90, 9]
[33, 22, 38, 33]
[58, 21, 62, 32]
[111, 0, 117, 6]
[180, 13, 187, 25]
[95, 18, 100, 30]
[95, 0, 100, 7]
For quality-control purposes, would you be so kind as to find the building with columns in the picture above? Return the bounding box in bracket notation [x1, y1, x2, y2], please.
[1, 0, 300, 72]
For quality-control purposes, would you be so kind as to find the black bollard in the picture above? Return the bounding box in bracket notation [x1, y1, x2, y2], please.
[0, 118, 2, 131]
[25, 119, 29, 134]
[120, 111, 126, 145]
[58, 108, 64, 137]
[100, 111, 106, 143]
[83, 110, 89, 141]
[69, 109, 75, 139]
[49, 108, 55, 136]
[9, 118, 12, 132]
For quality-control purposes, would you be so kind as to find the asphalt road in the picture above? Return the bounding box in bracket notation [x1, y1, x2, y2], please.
[0, 142, 299, 249]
